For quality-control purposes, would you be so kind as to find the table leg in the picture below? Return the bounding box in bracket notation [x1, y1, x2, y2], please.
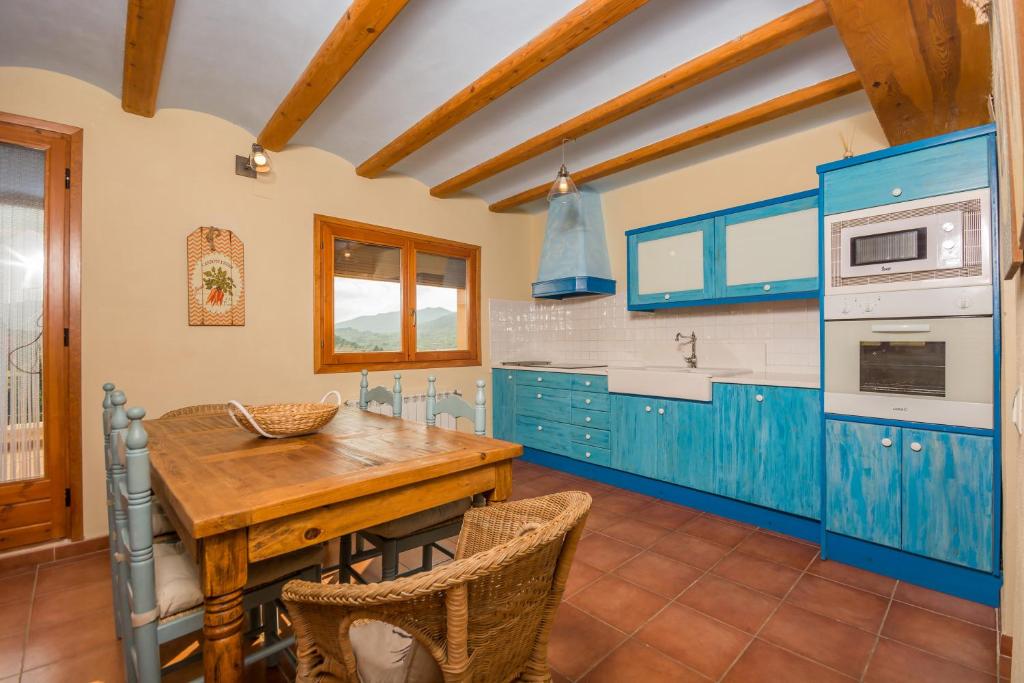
[201, 529, 248, 682]
[485, 461, 513, 503]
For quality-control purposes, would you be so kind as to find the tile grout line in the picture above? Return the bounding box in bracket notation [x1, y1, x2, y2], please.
[17, 565, 39, 679]
[857, 578, 899, 681]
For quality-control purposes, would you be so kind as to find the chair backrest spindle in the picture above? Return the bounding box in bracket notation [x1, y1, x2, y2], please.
[426, 376, 486, 435]
[359, 370, 402, 417]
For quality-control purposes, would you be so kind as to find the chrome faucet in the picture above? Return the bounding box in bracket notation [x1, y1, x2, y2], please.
[675, 331, 698, 368]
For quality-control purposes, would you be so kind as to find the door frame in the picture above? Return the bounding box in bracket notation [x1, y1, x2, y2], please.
[0, 111, 83, 541]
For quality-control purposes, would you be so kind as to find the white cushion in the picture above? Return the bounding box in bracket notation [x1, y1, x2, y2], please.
[350, 620, 442, 683]
[153, 542, 203, 619]
[151, 499, 175, 537]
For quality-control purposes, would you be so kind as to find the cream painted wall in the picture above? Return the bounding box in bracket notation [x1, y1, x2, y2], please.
[0, 67, 535, 540]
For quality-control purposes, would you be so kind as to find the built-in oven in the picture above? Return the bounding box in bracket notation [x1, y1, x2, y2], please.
[824, 188, 991, 319]
[823, 316, 993, 429]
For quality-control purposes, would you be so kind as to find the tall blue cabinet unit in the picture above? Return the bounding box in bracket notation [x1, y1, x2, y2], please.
[818, 124, 1001, 606]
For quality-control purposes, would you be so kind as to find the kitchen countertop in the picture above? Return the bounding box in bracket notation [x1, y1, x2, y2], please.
[492, 363, 820, 389]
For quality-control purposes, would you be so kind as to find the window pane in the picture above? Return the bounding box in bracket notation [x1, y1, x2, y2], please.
[333, 239, 402, 353]
[416, 252, 467, 351]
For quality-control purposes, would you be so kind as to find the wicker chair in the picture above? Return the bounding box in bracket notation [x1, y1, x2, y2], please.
[283, 491, 592, 683]
[159, 403, 229, 419]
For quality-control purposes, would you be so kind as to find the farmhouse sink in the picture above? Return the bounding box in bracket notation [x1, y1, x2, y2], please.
[607, 366, 750, 402]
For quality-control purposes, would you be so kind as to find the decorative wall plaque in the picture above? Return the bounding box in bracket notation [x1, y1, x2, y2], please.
[187, 226, 245, 326]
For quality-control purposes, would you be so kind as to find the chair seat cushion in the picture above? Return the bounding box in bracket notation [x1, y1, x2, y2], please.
[350, 620, 442, 683]
[153, 542, 323, 620]
[365, 498, 472, 539]
[151, 499, 175, 537]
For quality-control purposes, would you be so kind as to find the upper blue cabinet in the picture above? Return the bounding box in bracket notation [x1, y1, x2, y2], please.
[627, 190, 819, 311]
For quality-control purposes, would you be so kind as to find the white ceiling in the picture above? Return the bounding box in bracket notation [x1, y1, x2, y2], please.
[0, 0, 867, 211]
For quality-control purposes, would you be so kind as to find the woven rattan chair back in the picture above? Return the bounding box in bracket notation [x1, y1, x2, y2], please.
[283, 490, 591, 682]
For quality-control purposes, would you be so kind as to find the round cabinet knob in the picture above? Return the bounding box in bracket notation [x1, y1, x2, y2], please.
[584, 380, 592, 387]
[585, 433, 592, 440]
[658, 408, 665, 415]
[537, 377, 543, 382]
[942, 239, 955, 250]
[910, 442, 922, 452]
[942, 222, 955, 233]
[537, 425, 543, 431]
[755, 394, 764, 402]
[536, 393, 543, 399]
[881, 437, 893, 447]
[664, 293, 670, 300]
[585, 398, 592, 405]
[891, 187, 903, 197]
[585, 416, 592, 423]
[763, 284, 771, 291]
[507, 374, 512, 380]
[585, 451, 592, 459]
[645, 405, 652, 412]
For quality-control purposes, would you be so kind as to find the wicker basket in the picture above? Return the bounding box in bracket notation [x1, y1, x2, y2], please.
[227, 391, 340, 438]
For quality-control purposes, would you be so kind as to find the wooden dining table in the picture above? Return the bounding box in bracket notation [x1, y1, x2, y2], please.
[145, 406, 522, 682]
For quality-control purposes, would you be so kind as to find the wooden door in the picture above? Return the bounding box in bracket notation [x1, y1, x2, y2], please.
[0, 115, 81, 550]
[490, 368, 515, 441]
[659, 398, 714, 492]
[712, 383, 762, 502]
[825, 419, 901, 547]
[760, 387, 821, 519]
[901, 429, 994, 572]
[610, 394, 659, 477]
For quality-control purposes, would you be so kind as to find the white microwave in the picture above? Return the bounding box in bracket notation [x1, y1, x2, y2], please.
[823, 317, 993, 429]
[824, 188, 991, 319]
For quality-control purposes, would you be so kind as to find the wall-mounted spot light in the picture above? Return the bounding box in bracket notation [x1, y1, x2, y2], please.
[235, 143, 271, 178]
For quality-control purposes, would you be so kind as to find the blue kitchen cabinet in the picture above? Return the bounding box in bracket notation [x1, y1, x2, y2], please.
[715, 192, 819, 299]
[902, 429, 994, 572]
[491, 369, 515, 441]
[610, 394, 660, 478]
[660, 398, 714, 492]
[825, 420, 901, 548]
[714, 383, 821, 519]
[627, 217, 716, 307]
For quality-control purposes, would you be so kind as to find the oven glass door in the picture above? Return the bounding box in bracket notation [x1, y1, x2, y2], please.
[859, 341, 945, 397]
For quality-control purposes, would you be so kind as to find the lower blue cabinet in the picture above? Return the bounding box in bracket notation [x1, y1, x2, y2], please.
[491, 369, 515, 441]
[610, 395, 660, 478]
[825, 420, 901, 548]
[714, 384, 821, 519]
[825, 418, 994, 572]
[902, 429, 994, 572]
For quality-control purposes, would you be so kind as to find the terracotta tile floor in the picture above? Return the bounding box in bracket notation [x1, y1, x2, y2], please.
[510, 460, 1006, 682]
[0, 460, 1007, 682]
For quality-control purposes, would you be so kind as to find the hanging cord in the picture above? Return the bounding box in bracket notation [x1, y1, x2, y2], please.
[6, 313, 42, 375]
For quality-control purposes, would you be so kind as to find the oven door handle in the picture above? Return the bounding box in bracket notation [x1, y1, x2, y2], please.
[870, 323, 931, 333]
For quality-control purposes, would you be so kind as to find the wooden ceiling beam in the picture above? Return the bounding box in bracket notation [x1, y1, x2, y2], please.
[121, 0, 176, 117]
[258, 0, 410, 152]
[355, 0, 650, 179]
[824, 0, 992, 145]
[489, 72, 862, 212]
[432, 1, 832, 198]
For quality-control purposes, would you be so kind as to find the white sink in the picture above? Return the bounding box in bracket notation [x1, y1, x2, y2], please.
[608, 366, 750, 402]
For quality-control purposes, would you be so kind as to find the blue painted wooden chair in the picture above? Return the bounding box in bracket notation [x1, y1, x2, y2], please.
[107, 388, 322, 681]
[358, 369, 403, 416]
[337, 375, 486, 584]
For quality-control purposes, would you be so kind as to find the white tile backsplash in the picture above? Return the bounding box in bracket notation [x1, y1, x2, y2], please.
[489, 292, 819, 374]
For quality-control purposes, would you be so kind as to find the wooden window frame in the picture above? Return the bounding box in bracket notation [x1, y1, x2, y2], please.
[314, 214, 481, 373]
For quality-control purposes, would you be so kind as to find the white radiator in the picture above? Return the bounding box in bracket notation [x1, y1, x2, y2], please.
[353, 391, 460, 429]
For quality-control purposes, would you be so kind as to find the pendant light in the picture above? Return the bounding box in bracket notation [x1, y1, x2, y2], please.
[547, 138, 581, 203]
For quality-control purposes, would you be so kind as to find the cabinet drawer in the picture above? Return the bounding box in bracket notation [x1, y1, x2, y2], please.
[571, 374, 608, 393]
[514, 385, 570, 422]
[570, 425, 611, 449]
[822, 135, 991, 215]
[514, 415, 572, 456]
[571, 392, 609, 412]
[569, 443, 611, 467]
[571, 407, 610, 430]
[514, 371, 572, 389]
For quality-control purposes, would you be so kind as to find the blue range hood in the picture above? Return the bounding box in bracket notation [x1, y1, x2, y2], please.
[532, 188, 616, 299]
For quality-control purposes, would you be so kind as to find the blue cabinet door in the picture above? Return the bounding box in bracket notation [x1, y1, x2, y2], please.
[712, 383, 763, 501]
[628, 217, 716, 307]
[901, 430, 994, 572]
[491, 369, 515, 441]
[660, 398, 714, 492]
[716, 192, 819, 299]
[611, 394, 660, 478]
[760, 387, 821, 519]
[825, 420, 901, 547]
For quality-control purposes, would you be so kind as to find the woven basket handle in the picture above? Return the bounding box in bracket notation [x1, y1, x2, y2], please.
[320, 390, 342, 407]
[226, 400, 280, 439]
